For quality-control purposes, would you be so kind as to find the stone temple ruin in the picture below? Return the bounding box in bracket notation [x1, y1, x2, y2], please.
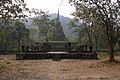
[16, 42, 98, 60]
[16, 9, 98, 60]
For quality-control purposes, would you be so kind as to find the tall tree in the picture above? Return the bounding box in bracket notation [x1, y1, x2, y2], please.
[0, 0, 29, 52]
[13, 21, 29, 51]
[69, 18, 90, 45]
[69, 0, 120, 61]
[32, 9, 52, 44]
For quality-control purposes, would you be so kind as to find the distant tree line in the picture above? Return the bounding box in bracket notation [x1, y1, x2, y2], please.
[0, 20, 29, 53]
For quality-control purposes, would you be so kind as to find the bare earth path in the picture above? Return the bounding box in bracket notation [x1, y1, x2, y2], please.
[0, 55, 120, 80]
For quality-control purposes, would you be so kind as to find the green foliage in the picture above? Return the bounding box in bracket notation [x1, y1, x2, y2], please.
[0, 0, 28, 20]
[0, 20, 29, 52]
[98, 52, 109, 59]
[13, 21, 29, 51]
[0, 29, 4, 38]
[68, 18, 79, 28]
[32, 10, 52, 43]
[69, 17, 93, 45]
[32, 9, 66, 43]
[0, 0, 29, 52]
[69, 0, 120, 61]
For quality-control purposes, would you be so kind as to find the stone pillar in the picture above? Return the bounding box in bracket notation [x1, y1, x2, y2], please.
[89, 45, 93, 52]
[84, 45, 88, 51]
[78, 45, 82, 52]
[26, 46, 29, 52]
[81, 45, 84, 52]
[36, 46, 39, 52]
[68, 42, 71, 51]
[34, 46, 37, 51]
[31, 45, 33, 52]
[21, 46, 25, 52]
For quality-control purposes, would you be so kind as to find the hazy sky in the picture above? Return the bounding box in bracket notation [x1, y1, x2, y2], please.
[25, 0, 75, 18]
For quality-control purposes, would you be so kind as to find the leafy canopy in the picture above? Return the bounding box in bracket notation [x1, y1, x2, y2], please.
[0, 0, 28, 20]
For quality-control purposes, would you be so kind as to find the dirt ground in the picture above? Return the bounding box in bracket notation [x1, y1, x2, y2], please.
[0, 55, 120, 80]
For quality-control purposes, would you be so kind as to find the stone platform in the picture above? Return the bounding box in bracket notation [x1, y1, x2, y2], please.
[16, 52, 98, 60]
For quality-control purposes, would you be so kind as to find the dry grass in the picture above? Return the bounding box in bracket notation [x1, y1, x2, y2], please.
[0, 55, 120, 80]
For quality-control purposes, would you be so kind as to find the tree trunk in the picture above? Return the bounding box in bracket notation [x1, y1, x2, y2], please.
[84, 23, 92, 46]
[108, 38, 115, 62]
[18, 36, 21, 52]
[106, 30, 115, 62]
[105, 20, 115, 62]
[95, 36, 98, 51]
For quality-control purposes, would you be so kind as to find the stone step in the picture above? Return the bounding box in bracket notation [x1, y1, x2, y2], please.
[16, 52, 98, 60]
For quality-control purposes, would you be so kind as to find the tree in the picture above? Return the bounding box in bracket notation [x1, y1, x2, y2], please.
[0, 0, 28, 20]
[69, 0, 120, 61]
[32, 9, 52, 44]
[0, 20, 29, 52]
[69, 18, 90, 45]
[0, 0, 29, 53]
[13, 21, 29, 51]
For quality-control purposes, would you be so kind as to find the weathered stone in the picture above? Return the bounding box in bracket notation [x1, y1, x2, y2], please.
[16, 52, 98, 60]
